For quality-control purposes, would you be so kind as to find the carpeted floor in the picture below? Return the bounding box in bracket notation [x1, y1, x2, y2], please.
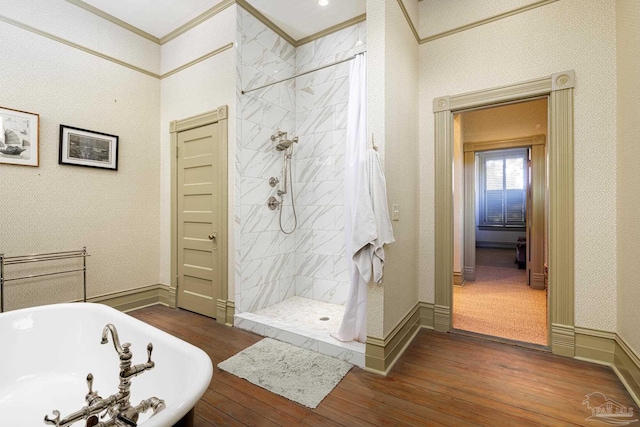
[453, 248, 548, 346]
[475, 247, 523, 269]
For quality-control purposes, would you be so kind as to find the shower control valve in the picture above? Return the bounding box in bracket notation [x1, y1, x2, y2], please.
[267, 196, 280, 211]
[271, 131, 287, 142]
[269, 177, 279, 187]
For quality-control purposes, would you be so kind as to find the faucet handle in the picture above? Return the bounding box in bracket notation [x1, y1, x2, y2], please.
[44, 410, 60, 426]
[85, 373, 102, 405]
[147, 343, 153, 363]
[86, 373, 94, 394]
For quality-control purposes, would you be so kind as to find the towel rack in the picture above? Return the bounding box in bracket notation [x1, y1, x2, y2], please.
[0, 247, 90, 313]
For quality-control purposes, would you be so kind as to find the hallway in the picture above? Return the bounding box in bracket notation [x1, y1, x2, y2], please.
[453, 248, 548, 346]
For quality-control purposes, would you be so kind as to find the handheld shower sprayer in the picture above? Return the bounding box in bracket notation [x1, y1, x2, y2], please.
[272, 131, 298, 152]
[276, 140, 292, 151]
[267, 131, 299, 234]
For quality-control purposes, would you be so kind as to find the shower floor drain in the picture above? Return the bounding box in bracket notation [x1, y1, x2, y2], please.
[319, 316, 330, 321]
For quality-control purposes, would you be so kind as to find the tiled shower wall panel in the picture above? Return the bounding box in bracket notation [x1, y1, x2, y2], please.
[293, 23, 367, 305]
[235, 7, 297, 313]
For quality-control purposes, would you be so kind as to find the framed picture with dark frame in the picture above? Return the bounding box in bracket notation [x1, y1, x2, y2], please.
[0, 106, 40, 167]
[59, 125, 118, 170]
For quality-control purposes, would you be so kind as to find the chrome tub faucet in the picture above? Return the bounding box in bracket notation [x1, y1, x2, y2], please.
[44, 324, 164, 427]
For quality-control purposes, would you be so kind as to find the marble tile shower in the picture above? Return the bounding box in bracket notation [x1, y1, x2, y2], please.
[293, 22, 366, 306]
[235, 8, 297, 314]
[235, 7, 366, 317]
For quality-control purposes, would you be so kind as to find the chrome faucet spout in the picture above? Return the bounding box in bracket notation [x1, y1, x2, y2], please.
[46, 325, 162, 427]
[101, 324, 126, 355]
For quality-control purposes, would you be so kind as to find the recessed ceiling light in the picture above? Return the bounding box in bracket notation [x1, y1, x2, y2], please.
[318, 0, 329, 6]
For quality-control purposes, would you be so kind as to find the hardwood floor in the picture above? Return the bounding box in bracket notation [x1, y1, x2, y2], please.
[129, 305, 636, 426]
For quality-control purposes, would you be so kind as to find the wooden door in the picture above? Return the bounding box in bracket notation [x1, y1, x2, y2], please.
[177, 123, 223, 318]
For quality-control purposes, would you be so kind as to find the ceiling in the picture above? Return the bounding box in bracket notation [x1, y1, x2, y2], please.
[246, 0, 365, 41]
[80, 0, 366, 41]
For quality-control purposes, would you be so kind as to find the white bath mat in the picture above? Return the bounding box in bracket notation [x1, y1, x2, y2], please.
[217, 338, 352, 408]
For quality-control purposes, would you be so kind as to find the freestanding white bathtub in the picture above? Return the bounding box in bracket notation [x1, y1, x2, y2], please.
[0, 303, 213, 426]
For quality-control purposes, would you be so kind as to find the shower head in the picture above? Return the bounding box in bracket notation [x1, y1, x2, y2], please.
[276, 140, 292, 151]
[275, 136, 298, 152]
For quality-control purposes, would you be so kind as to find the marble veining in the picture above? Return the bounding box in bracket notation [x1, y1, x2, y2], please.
[235, 8, 366, 321]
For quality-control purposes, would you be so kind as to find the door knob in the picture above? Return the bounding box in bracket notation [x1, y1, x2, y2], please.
[208, 234, 215, 240]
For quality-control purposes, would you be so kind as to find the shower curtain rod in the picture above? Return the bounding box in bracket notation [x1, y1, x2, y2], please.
[241, 51, 366, 95]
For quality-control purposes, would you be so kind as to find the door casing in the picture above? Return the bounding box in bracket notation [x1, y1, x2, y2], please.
[433, 71, 576, 357]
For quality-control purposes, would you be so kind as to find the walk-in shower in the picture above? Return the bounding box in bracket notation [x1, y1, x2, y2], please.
[234, 7, 367, 366]
[267, 130, 298, 235]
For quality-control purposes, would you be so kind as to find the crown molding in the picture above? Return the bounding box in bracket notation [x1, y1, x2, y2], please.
[65, 0, 160, 43]
[235, 0, 296, 46]
[160, 0, 236, 45]
[64, 0, 558, 49]
[396, 0, 420, 44]
[0, 13, 160, 78]
[67, 0, 366, 49]
[31, 1, 367, 77]
[189, 1, 365, 48]
[160, 43, 233, 79]
[295, 14, 366, 47]
[419, 0, 559, 45]
[1, 12, 235, 80]
[66, 0, 235, 46]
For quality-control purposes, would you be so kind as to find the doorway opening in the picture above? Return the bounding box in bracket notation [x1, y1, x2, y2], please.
[452, 98, 548, 347]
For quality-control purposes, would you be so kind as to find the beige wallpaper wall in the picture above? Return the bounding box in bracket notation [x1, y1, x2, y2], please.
[0, 16, 160, 306]
[380, 0, 421, 337]
[0, 0, 160, 74]
[419, 0, 618, 332]
[418, 0, 541, 39]
[160, 6, 236, 75]
[159, 5, 237, 299]
[366, 0, 386, 340]
[615, 0, 640, 353]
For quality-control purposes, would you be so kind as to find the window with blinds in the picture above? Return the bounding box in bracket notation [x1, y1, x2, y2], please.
[477, 149, 528, 228]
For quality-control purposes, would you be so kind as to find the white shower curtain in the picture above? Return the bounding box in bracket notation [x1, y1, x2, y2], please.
[334, 53, 368, 343]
